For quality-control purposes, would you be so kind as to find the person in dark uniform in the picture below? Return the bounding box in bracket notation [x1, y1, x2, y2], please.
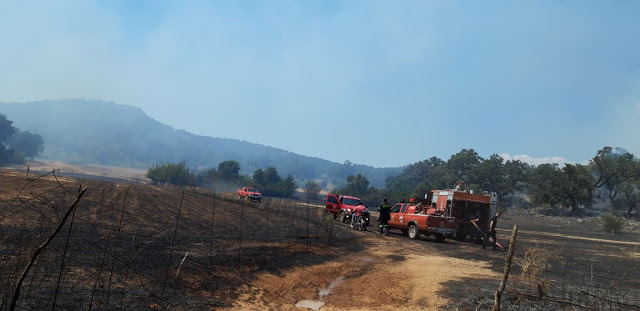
[378, 198, 391, 236]
[483, 211, 502, 250]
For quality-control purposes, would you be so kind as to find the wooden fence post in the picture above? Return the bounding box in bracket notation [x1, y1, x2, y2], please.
[493, 224, 518, 311]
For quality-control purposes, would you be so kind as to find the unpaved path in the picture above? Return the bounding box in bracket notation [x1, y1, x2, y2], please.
[221, 228, 504, 311]
[222, 217, 640, 311]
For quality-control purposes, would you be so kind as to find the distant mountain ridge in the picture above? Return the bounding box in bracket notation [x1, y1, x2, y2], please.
[0, 99, 401, 188]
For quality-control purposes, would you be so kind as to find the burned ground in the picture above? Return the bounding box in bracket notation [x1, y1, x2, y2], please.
[0, 168, 638, 310]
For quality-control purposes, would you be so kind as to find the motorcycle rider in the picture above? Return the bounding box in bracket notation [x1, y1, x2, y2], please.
[351, 201, 368, 231]
[378, 198, 391, 235]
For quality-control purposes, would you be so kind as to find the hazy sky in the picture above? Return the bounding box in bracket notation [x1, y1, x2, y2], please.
[1, 1, 639, 168]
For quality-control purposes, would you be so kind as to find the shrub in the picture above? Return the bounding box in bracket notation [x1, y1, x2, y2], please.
[517, 243, 560, 298]
[146, 161, 192, 186]
[601, 213, 625, 233]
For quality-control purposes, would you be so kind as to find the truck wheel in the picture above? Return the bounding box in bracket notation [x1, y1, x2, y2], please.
[435, 234, 446, 243]
[408, 225, 419, 240]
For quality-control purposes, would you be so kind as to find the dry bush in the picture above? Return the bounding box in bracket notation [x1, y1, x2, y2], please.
[516, 243, 561, 298]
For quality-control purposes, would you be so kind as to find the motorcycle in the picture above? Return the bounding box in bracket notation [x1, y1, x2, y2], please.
[350, 208, 370, 231]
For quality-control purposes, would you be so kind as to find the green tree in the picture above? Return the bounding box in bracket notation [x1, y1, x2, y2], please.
[616, 160, 640, 215]
[263, 167, 281, 185]
[341, 173, 370, 197]
[277, 175, 297, 197]
[217, 160, 240, 182]
[304, 180, 322, 201]
[0, 114, 15, 142]
[471, 154, 504, 194]
[146, 161, 193, 186]
[561, 163, 594, 211]
[253, 168, 265, 185]
[591, 147, 635, 201]
[195, 167, 217, 187]
[0, 114, 17, 164]
[253, 167, 297, 197]
[472, 154, 530, 199]
[385, 156, 447, 200]
[447, 149, 483, 187]
[8, 130, 44, 159]
[528, 163, 566, 207]
[0, 114, 31, 165]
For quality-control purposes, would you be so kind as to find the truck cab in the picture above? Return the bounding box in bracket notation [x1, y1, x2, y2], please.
[325, 194, 364, 223]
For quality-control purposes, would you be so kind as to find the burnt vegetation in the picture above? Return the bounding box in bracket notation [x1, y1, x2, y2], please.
[0, 169, 356, 310]
[1, 168, 639, 310]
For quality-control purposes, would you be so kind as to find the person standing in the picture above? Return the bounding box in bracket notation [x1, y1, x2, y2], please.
[378, 198, 391, 236]
[483, 211, 502, 250]
[455, 181, 465, 192]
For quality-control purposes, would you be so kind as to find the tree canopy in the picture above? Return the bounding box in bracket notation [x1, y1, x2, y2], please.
[146, 161, 192, 186]
[0, 114, 44, 164]
[144, 145, 639, 214]
[253, 167, 296, 197]
[217, 160, 240, 182]
[8, 130, 44, 159]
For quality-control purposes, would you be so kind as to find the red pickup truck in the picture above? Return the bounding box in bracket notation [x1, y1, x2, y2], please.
[237, 187, 262, 202]
[325, 194, 367, 224]
[387, 201, 456, 242]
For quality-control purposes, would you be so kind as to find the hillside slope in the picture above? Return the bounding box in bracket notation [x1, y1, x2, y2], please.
[0, 99, 401, 187]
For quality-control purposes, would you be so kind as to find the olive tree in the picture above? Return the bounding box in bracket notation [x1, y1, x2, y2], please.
[591, 147, 635, 201]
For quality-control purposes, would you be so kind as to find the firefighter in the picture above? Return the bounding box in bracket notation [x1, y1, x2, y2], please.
[455, 181, 465, 192]
[483, 211, 502, 250]
[415, 202, 424, 214]
[378, 198, 391, 235]
[470, 212, 484, 243]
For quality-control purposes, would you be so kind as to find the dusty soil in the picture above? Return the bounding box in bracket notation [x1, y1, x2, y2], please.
[11, 159, 150, 182]
[1, 167, 638, 311]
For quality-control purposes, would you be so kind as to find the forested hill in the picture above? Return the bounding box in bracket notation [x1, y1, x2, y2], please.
[0, 99, 401, 188]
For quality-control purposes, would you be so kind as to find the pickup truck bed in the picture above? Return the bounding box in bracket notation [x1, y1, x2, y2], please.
[388, 203, 456, 242]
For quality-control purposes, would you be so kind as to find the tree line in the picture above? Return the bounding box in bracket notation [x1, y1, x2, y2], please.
[0, 114, 44, 165]
[146, 160, 297, 198]
[322, 147, 638, 214]
[386, 147, 639, 214]
[147, 146, 639, 215]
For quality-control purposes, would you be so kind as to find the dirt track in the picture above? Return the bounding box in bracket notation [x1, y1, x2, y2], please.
[1, 167, 639, 310]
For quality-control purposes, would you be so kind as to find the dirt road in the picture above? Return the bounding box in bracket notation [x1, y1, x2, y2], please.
[224, 226, 505, 311]
[224, 213, 640, 310]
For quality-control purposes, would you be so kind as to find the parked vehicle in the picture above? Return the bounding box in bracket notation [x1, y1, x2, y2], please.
[387, 202, 455, 242]
[386, 190, 457, 242]
[325, 194, 365, 224]
[427, 189, 498, 242]
[237, 187, 262, 202]
[350, 205, 370, 231]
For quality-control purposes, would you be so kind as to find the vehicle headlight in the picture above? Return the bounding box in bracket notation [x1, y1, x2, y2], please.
[347, 209, 351, 212]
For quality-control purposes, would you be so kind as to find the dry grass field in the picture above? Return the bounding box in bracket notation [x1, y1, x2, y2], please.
[1, 167, 639, 310]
